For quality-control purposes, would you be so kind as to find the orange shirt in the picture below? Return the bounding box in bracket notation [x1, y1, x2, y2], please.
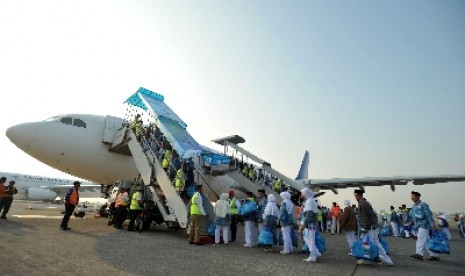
[67, 187, 79, 205]
[331, 205, 341, 218]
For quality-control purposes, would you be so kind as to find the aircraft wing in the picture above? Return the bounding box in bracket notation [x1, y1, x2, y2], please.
[303, 175, 465, 194]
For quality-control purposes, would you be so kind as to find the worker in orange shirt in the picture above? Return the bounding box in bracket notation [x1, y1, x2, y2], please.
[330, 202, 342, 234]
[60, 181, 80, 230]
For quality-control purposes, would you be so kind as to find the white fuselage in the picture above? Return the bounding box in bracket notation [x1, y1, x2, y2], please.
[0, 171, 100, 200]
[6, 114, 139, 184]
[5, 114, 248, 200]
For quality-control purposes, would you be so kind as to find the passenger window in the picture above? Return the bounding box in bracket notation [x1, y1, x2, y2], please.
[73, 118, 86, 128]
[60, 117, 72, 125]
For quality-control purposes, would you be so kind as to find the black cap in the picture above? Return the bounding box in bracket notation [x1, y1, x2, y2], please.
[246, 191, 254, 196]
[411, 191, 421, 197]
[0, 176, 6, 182]
[354, 189, 365, 195]
[9, 180, 15, 184]
[258, 189, 265, 193]
[73, 181, 81, 186]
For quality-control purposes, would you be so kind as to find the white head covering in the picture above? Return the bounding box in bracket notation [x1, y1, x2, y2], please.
[267, 194, 276, 202]
[280, 191, 293, 214]
[300, 187, 314, 199]
[220, 193, 229, 201]
[344, 200, 350, 207]
[300, 188, 317, 213]
[214, 193, 230, 218]
[264, 194, 279, 217]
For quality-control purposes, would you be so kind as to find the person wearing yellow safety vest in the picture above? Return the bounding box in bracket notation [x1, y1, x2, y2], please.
[128, 186, 143, 232]
[242, 165, 249, 178]
[228, 190, 241, 242]
[174, 163, 186, 196]
[248, 164, 255, 182]
[114, 187, 130, 229]
[317, 206, 324, 232]
[273, 177, 281, 193]
[130, 114, 143, 140]
[162, 146, 172, 173]
[188, 185, 207, 245]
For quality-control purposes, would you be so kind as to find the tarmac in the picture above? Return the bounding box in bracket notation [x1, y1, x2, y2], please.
[0, 201, 464, 276]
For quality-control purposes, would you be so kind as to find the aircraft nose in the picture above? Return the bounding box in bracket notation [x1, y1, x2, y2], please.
[6, 122, 38, 152]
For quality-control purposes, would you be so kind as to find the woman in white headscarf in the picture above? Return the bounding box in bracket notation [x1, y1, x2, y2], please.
[214, 193, 230, 245]
[437, 211, 451, 240]
[263, 194, 279, 251]
[299, 188, 321, 263]
[279, 191, 294, 254]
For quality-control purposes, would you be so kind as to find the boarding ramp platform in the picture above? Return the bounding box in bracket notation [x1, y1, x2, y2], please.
[213, 135, 283, 203]
[213, 136, 305, 194]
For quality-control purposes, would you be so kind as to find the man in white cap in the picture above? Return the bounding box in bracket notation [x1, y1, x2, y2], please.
[340, 199, 357, 255]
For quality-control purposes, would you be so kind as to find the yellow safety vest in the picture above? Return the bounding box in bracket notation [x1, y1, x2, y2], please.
[229, 198, 237, 215]
[135, 122, 143, 136]
[162, 150, 172, 168]
[174, 169, 185, 190]
[248, 168, 254, 179]
[273, 179, 281, 190]
[130, 192, 142, 210]
[242, 166, 249, 176]
[190, 192, 202, 215]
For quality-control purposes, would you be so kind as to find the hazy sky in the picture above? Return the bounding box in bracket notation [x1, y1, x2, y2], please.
[0, 1, 464, 213]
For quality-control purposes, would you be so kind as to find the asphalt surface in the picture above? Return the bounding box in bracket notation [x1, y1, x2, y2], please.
[0, 201, 464, 276]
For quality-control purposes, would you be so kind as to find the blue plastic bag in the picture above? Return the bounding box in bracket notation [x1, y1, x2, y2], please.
[381, 226, 393, 236]
[301, 230, 326, 253]
[428, 230, 450, 254]
[239, 200, 257, 217]
[207, 224, 216, 237]
[352, 234, 379, 261]
[278, 228, 298, 247]
[258, 227, 274, 247]
[315, 230, 326, 253]
[379, 236, 390, 255]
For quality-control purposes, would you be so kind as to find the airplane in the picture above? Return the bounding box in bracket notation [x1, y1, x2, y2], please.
[0, 171, 102, 202]
[5, 87, 465, 228]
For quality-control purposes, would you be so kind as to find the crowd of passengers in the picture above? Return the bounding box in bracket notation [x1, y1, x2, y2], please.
[126, 114, 300, 202]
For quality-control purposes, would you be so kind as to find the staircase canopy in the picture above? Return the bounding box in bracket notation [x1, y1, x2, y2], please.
[124, 87, 229, 162]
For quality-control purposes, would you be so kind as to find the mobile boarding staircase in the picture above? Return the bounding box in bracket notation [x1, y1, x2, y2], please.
[109, 128, 215, 230]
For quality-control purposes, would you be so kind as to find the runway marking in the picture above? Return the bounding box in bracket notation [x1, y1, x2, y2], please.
[13, 215, 66, 219]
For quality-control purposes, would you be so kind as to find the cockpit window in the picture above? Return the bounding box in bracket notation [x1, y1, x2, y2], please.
[60, 117, 72, 125]
[73, 118, 86, 128]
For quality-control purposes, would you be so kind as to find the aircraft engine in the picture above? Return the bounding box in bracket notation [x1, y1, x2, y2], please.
[26, 187, 58, 201]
